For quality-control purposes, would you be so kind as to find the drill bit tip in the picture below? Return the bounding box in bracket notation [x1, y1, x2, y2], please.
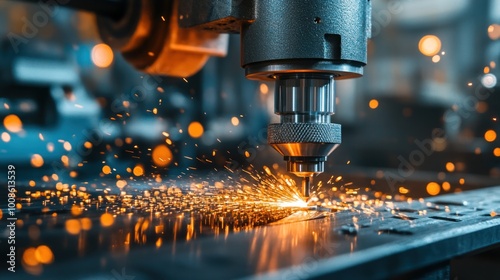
[301, 176, 312, 198]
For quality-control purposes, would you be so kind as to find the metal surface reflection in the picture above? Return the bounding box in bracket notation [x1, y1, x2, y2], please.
[5, 183, 500, 279]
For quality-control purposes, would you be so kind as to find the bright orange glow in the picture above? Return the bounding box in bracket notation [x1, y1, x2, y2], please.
[418, 35, 442, 57]
[23, 247, 39, 266]
[276, 199, 308, 208]
[83, 141, 92, 149]
[459, 178, 465, 185]
[35, 245, 54, 264]
[133, 165, 144, 176]
[260, 83, 269, 94]
[152, 145, 173, 167]
[488, 24, 500, 40]
[81, 217, 92, 230]
[91, 43, 114, 68]
[3, 114, 23, 133]
[426, 182, 440, 196]
[484, 130, 497, 142]
[69, 171, 78, 178]
[116, 179, 127, 189]
[31, 154, 44, 168]
[71, 205, 82, 216]
[244, 151, 251, 158]
[445, 162, 455, 172]
[442, 181, 451, 191]
[231, 117, 240, 126]
[398, 186, 409, 194]
[188, 121, 204, 138]
[1, 132, 10, 142]
[61, 155, 69, 167]
[100, 213, 114, 227]
[65, 219, 81, 235]
[29, 180, 36, 187]
[484, 66, 490, 74]
[369, 99, 379, 109]
[102, 165, 111, 174]
[63, 142, 72, 151]
[431, 55, 441, 63]
[494, 148, 500, 157]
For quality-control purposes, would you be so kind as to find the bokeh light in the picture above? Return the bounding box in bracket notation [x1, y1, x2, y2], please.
[91, 43, 114, 68]
[3, 114, 23, 133]
[488, 24, 500, 40]
[231, 117, 240, 126]
[35, 245, 54, 264]
[65, 219, 81, 235]
[116, 179, 127, 189]
[481, 74, 497, 88]
[133, 165, 144, 176]
[260, 83, 269, 94]
[152, 145, 173, 167]
[22, 247, 39, 266]
[484, 130, 497, 142]
[442, 182, 451, 191]
[100, 213, 114, 227]
[31, 154, 44, 168]
[426, 182, 441, 196]
[369, 99, 379, 109]
[445, 162, 455, 172]
[102, 165, 112, 175]
[188, 121, 204, 138]
[1, 132, 10, 142]
[418, 35, 442, 57]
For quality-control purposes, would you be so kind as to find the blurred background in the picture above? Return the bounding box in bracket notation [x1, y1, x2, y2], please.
[0, 0, 500, 278]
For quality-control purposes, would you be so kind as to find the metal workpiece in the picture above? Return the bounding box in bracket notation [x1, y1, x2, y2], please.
[19, 186, 500, 280]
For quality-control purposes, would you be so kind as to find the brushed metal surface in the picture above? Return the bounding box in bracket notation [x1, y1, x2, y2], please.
[14, 186, 500, 280]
